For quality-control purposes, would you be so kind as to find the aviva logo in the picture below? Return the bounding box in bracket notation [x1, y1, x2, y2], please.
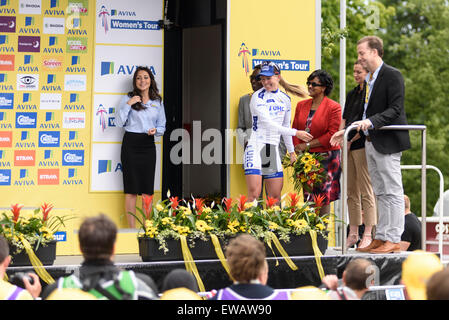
[47, 74, 56, 84]
[68, 168, 77, 178]
[24, 55, 33, 64]
[71, 56, 80, 65]
[25, 17, 35, 26]
[45, 112, 54, 121]
[21, 131, 30, 140]
[70, 93, 79, 103]
[98, 160, 112, 173]
[49, 36, 58, 46]
[44, 150, 54, 159]
[101, 61, 114, 75]
[19, 169, 29, 178]
[98, 160, 112, 174]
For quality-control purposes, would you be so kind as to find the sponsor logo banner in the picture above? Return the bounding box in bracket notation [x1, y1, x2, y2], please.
[0, 169, 11, 185]
[37, 168, 59, 185]
[90, 143, 123, 191]
[0, 54, 14, 71]
[14, 149, 36, 166]
[62, 111, 85, 128]
[19, 0, 42, 15]
[0, 16, 16, 33]
[96, 1, 162, 45]
[0, 93, 14, 109]
[0, 131, 12, 147]
[15, 112, 37, 128]
[18, 35, 40, 52]
[94, 45, 162, 93]
[42, 56, 63, 71]
[38, 130, 60, 147]
[66, 37, 87, 53]
[62, 149, 84, 166]
[40, 92, 62, 109]
[17, 73, 39, 90]
[64, 74, 86, 91]
[43, 17, 65, 34]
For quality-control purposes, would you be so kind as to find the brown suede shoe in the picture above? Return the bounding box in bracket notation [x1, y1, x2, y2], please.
[370, 241, 401, 254]
[356, 239, 384, 253]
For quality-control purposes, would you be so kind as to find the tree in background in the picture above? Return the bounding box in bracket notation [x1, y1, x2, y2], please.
[322, 0, 449, 217]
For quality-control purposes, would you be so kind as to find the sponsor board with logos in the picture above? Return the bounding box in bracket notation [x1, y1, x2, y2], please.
[0, 0, 94, 195]
[1, 0, 164, 254]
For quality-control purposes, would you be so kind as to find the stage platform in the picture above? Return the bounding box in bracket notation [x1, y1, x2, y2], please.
[7, 248, 413, 295]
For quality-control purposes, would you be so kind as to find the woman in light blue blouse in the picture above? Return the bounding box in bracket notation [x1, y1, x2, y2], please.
[116, 66, 166, 228]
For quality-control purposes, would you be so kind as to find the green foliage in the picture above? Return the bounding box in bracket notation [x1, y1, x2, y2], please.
[322, 0, 449, 216]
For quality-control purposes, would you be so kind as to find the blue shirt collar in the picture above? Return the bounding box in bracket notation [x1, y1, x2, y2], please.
[366, 61, 383, 83]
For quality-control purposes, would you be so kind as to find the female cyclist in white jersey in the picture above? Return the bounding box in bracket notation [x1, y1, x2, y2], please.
[244, 61, 311, 204]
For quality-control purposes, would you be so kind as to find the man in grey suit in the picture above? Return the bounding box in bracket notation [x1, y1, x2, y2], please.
[332, 36, 411, 253]
[352, 36, 411, 253]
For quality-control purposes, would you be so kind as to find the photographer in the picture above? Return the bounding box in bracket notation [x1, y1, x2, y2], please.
[321, 258, 376, 300]
[0, 236, 42, 300]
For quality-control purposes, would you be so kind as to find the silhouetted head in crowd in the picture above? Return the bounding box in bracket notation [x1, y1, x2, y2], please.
[161, 269, 199, 293]
[343, 258, 376, 291]
[426, 268, 449, 300]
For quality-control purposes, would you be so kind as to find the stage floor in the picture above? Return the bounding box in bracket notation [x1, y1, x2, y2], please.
[7, 247, 413, 295]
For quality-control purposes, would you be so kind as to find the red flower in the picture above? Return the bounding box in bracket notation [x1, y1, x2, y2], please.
[169, 196, 179, 210]
[195, 198, 205, 215]
[237, 195, 247, 212]
[142, 194, 154, 219]
[265, 196, 278, 209]
[222, 197, 232, 213]
[11, 204, 24, 223]
[288, 192, 300, 212]
[41, 202, 54, 222]
[313, 194, 326, 208]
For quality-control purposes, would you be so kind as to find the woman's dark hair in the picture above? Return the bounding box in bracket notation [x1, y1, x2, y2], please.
[128, 66, 162, 111]
[307, 69, 334, 96]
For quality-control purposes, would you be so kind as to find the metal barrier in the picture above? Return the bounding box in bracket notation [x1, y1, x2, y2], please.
[400, 165, 444, 257]
[341, 124, 427, 254]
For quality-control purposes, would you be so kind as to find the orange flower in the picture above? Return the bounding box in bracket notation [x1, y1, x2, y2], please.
[11, 204, 24, 222]
[169, 196, 179, 210]
[195, 198, 205, 215]
[142, 194, 154, 219]
[41, 202, 54, 222]
[237, 195, 247, 212]
[288, 192, 300, 212]
[265, 196, 278, 209]
[313, 194, 326, 208]
[222, 197, 233, 213]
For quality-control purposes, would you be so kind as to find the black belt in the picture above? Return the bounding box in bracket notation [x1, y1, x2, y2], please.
[366, 135, 372, 142]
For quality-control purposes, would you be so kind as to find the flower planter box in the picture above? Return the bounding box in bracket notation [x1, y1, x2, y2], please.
[9, 240, 57, 267]
[138, 236, 227, 262]
[264, 233, 328, 257]
[138, 233, 327, 262]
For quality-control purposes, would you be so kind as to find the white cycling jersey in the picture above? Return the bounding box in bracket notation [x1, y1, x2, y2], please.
[248, 87, 296, 152]
[243, 87, 297, 177]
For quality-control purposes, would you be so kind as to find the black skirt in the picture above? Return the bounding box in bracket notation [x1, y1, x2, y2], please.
[121, 131, 156, 195]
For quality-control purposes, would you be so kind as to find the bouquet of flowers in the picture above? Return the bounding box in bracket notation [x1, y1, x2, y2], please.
[283, 150, 328, 193]
[0, 203, 74, 254]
